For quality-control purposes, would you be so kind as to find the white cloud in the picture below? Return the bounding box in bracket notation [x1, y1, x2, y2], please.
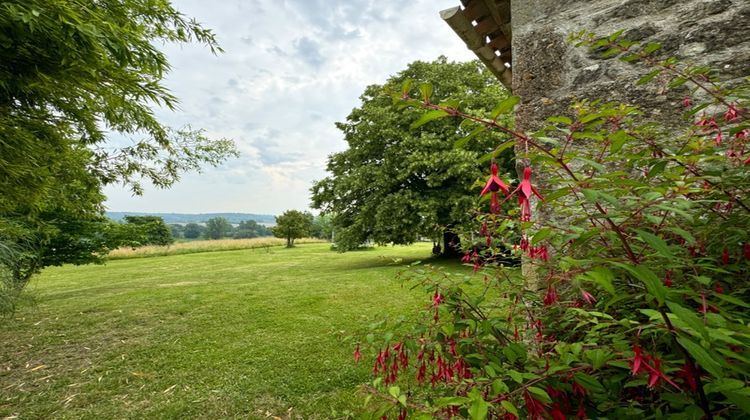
[104, 0, 476, 215]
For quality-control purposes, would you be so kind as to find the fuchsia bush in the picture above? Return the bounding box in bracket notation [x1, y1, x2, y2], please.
[356, 32, 750, 419]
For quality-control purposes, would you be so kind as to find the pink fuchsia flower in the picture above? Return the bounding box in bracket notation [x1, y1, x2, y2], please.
[682, 96, 692, 108]
[664, 271, 673, 288]
[696, 116, 718, 131]
[543, 285, 558, 306]
[581, 289, 596, 305]
[433, 288, 443, 307]
[353, 344, 362, 363]
[725, 105, 739, 122]
[631, 345, 645, 375]
[509, 166, 544, 222]
[744, 243, 750, 260]
[481, 162, 510, 214]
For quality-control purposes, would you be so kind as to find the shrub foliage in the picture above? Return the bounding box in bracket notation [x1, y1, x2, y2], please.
[357, 32, 750, 419]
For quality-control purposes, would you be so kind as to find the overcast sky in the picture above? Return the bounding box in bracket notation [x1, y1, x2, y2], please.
[103, 0, 476, 215]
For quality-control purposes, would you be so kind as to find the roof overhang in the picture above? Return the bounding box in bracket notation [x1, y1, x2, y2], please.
[440, 0, 512, 89]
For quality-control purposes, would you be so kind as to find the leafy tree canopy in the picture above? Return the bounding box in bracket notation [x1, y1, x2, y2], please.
[310, 57, 512, 252]
[0, 0, 237, 292]
[204, 217, 232, 240]
[273, 210, 313, 248]
[123, 216, 174, 246]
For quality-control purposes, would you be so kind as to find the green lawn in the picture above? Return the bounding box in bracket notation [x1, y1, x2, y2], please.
[0, 243, 467, 419]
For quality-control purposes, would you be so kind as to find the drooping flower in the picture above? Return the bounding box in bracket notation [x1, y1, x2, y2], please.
[433, 288, 443, 307]
[631, 345, 645, 375]
[353, 344, 362, 363]
[480, 162, 510, 214]
[682, 96, 692, 108]
[581, 289, 596, 305]
[509, 166, 544, 222]
[722, 247, 730, 265]
[664, 271, 673, 288]
[744, 243, 750, 260]
[676, 362, 698, 392]
[725, 105, 739, 122]
[543, 285, 558, 306]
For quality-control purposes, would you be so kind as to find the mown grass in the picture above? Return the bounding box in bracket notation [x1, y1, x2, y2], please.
[107, 237, 326, 260]
[0, 243, 469, 419]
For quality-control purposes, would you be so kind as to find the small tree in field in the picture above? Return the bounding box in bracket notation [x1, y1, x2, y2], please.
[273, 210, 313, 248]
[183, 223, 204, 239]
[204, 217, 232, 240]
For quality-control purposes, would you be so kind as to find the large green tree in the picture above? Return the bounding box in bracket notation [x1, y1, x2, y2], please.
[0, 0, 237, 292]
[273, 210, 313, 248]
[204, 217, 232, 240]
[123, 216, 174, 246]
[310, 57, 512, 253]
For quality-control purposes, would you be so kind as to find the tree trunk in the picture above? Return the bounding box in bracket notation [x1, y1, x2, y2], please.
[286, 237, 292, 248]
[441, 229, 461, 258]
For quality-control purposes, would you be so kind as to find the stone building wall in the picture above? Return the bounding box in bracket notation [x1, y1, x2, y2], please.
[511, 0, 750, 132]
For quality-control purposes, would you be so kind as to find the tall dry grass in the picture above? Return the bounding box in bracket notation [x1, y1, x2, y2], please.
[107, 237, 326, 260]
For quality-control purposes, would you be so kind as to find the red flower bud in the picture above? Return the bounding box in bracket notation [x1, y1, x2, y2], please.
[353, 344, 362, 363]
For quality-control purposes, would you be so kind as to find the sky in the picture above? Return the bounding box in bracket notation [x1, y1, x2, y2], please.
[103, 0, 476, 215]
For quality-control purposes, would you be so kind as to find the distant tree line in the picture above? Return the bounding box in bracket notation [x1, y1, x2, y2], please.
[170, 218, 273, 240]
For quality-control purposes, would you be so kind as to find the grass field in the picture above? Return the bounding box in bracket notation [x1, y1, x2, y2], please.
[0, 243, 468, 419]
[107, 237, 326, 260]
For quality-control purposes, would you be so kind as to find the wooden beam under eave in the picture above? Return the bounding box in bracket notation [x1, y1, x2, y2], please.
[440, 6, 512, 90]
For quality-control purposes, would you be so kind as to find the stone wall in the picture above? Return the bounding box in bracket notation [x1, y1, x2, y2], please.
[511, 0, 750, 131]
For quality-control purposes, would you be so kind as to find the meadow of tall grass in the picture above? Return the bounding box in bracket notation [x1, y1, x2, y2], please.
[107, 237, 326, 259]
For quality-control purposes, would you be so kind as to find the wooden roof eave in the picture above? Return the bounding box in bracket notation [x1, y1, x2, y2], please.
[440, 2, 512, 90]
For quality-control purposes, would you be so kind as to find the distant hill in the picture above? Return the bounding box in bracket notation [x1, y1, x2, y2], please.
[106, 212, 276, 225]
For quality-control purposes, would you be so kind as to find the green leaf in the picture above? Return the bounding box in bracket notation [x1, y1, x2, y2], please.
[635, 230, 674, 258]
[491, 96, 520, 119]
[676, 337, 724, 378]
[410, 110, 449, 129]
[508, 370, 524, 384]
[479, 140, 515, 163]
[418, 83, 432, 101]
[527, 386, 552, 404]
[401, 79, 413, 95]
[583, 349, 612, 370]
[577, 268, 615, 295]
[637, 69, 661, 85]
[642, 42, 662, 55]
[581, 189, 599, 203]
[454, 126, 486, 149]
[609, 130, 631, 153]
[434, 396, 470, 407]
[704, 378, 746, 395]
[574, 372, 606, 393]
[532, 228, 552, 244]
[724, 391, 750, 414]
[492, 379, 509, 394]
[468, 397, 489, 420]
[500, 400, 518, 417]
[388, 385, 400, 399]
[611, 263, 666, 305]
[667, 302, 708, 340]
